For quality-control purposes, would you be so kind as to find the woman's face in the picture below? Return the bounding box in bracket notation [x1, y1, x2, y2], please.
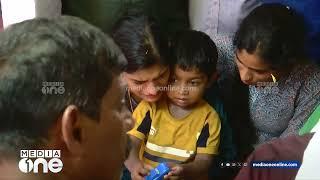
[235, 49, 278, 85]
[123, 64, 170, 102]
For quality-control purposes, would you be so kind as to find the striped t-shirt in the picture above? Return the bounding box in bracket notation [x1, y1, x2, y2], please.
[127, 98, 221, 168]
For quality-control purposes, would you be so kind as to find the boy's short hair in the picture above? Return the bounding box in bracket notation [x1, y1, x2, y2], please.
[171, 30, 218, 77]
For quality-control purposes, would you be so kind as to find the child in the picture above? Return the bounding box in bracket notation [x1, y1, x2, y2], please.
[125, 30, 221, 179]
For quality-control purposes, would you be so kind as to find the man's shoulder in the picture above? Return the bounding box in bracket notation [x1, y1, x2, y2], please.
[252, 134, 314, 161]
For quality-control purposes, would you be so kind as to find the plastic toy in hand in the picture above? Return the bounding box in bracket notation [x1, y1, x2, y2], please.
[145, 163, 170, 180]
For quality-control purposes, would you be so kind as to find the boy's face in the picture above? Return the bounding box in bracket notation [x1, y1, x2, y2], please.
[167, 65, 209, 108]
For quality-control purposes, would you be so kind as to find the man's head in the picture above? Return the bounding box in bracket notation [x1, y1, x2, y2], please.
[0, 16, 131, 179]
[167, 30, 218, 108]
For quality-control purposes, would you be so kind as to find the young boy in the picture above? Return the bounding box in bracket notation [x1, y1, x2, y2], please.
[125, 30, 221, 179]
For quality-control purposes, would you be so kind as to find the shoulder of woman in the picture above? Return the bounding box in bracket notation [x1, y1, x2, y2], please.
[300, 64, 320, 83]
[286, 63, 320, 84]
[295, 63, 320, 76]
[293, 63, 320, 93]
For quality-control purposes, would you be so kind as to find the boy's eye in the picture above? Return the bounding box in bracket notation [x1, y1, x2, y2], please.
[189, 81, 200, 86]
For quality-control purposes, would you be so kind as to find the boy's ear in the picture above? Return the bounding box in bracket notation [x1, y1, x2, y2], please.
[206, 72, 219, 88]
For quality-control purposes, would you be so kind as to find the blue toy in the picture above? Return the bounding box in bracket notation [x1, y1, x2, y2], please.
[145, 163, 170, 180]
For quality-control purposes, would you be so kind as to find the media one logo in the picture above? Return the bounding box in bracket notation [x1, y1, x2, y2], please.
[42, 82, 65, 95]
[18, 150, 63, 173]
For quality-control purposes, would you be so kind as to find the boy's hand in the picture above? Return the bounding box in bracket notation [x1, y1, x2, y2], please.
[164, 154, 213, 180]
[126, 159, 152, 180]
[164, 163, 184, 180]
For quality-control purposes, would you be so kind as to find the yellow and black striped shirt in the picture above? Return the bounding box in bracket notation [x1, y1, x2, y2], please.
[128, 98, 221, 168]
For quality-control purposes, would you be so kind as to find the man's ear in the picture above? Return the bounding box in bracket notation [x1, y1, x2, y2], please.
[61, 105, 83, 155]
[206, 72, 219, 88]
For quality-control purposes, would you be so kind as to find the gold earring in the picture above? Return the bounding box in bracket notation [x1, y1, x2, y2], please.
[271, 74, 277, 83]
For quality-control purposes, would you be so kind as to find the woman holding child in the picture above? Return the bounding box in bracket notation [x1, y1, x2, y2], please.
[113, 15, 172, 180]
[113, 15, 236, 180]
[232, 4, 320, 145]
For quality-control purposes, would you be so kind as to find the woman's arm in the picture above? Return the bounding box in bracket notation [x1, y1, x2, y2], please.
[125, 136, 151, 180]
[280, 67, 320, 137]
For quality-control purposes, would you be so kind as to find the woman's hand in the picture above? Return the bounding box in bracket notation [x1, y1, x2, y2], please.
[130, 161, 152, 180]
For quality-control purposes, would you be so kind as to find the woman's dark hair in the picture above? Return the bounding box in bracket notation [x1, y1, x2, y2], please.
[171, 30, 218, 78]
[112, 15, 170, 73]
[233, 3, 307, 70]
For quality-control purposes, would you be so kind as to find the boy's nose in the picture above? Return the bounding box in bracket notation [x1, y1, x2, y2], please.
[178, 85, 189, 95]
